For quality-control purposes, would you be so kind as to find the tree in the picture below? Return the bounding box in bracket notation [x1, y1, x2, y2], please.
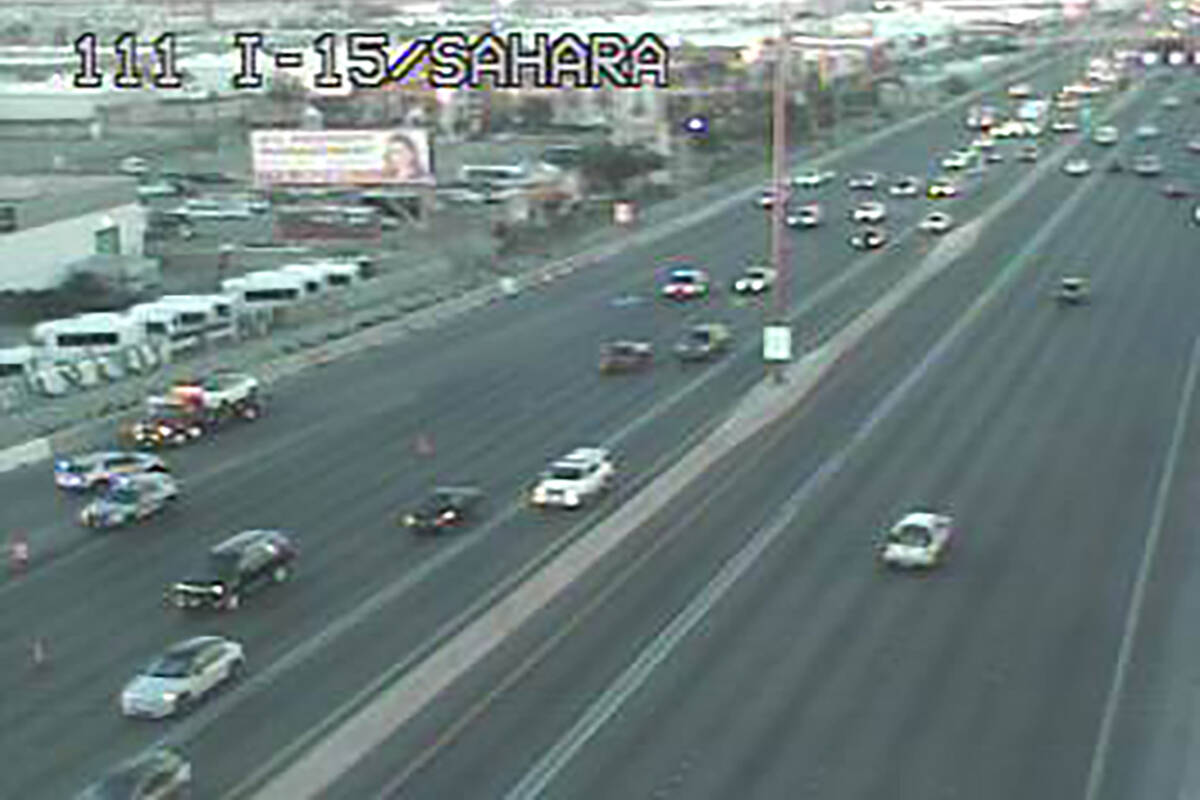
[577, 144, 665, 194]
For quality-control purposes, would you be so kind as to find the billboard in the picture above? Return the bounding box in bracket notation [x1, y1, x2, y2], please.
[251, 128, 434, 187]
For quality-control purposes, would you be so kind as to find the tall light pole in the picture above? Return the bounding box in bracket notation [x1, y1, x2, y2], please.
[765, 0, 793, 383]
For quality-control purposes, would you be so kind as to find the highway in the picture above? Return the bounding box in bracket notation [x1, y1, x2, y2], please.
[1, 37, 1194, 799]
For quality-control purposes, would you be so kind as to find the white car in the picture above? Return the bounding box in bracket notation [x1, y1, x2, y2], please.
[852, 201, 886, 224]
[1051, 119, 1080, 134]
[732, 266, 778, 294]
[1062, 158, 1092, 176]
[941, 152, 972, 170]
[137, 181, 182, 199]
[786, 203, 822, 228]
[1093, 126, 1119, 145]
[1136, 124, 1161, 139]
[984, 151, 1003, 164]
[1162, 96, 1181, 109]
[1008, 82, 1033, 98]
[79, 473, 179, 529]
[1187, 138, 1200, 154]
[120, 156, 149, 175]
[992, 121, 1026, 139]
[793, 169, 835, 188]
[54, 451, 168, 491]
[120, 636, 244, 719]
[173, 198, 254, 220]
[846, 172, 880, 190]
[1133, 154, 1163, 176]
[530, 447, 615, 509]
[876, 511, 953, 569]
[889, 177, 919, 197]
[919, 212, 954, 234]
[1194, 204, 1200, 225]
[926, 178, 958, 199]
[970, 135, 995, 151]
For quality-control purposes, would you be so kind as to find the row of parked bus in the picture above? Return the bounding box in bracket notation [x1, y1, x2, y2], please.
[0, 258, 369, 375]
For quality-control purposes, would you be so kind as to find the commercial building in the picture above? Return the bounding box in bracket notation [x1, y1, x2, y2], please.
[0, 174, 156, 292]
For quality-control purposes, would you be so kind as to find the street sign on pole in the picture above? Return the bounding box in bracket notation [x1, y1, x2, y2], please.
[763, 325, 793, 362]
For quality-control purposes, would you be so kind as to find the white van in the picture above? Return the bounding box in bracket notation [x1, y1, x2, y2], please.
[157, 294, 238, 343]
[222, 271, 307, 310]
[30, 313, 147, 359]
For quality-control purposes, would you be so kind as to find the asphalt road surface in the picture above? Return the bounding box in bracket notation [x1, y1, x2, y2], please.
[3, 37, 1193, 800]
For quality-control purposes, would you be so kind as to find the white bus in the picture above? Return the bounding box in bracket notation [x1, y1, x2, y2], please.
[29, 313, 147, 359]
[157, 294, 238, 343]
[0, 345, 34, 379]
[221, 271, 307, 310]
[303, 259, 362, 288]
[278, 264, 327, 296]
[125, 302, 201, 354]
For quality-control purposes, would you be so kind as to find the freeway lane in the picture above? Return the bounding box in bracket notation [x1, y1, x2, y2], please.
[322, 83, 1200, 798]
[0, 46, 1130, 798]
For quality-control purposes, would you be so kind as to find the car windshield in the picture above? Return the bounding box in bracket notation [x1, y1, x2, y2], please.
[746, 269, 768, 279]
[548, 465, 585, 481]
[144, 652, 192, 678]
[58, 461, 85, 473]
[890, 524, 932, 547]
[670, 273, 697, 284]
[688, 330, 712, 344]
[206, 551, 241, 580]
[104, 487, 139, 505]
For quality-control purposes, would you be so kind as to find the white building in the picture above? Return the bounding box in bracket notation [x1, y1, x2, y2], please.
[0, 175, 149, 291]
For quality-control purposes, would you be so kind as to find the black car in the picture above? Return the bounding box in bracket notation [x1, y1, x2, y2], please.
[75, 746, 191, 799]
[849, 228, 887, 250]
[167, 530, 296, 611]
[402, 486, 486, 533]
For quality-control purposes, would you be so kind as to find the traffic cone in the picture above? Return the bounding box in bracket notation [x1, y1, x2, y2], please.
[415, 433, 434, 457]
[9, 534, 29, 576]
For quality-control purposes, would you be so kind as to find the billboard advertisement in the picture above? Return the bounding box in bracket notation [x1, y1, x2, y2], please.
[251, 128, 434, 187]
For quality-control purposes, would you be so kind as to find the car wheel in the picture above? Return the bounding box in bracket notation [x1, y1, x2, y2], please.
[243, 405, 260, 421]
[272, 565, 290, 583]
[227, 658, 245, 683]
[175, 693, 194, 715]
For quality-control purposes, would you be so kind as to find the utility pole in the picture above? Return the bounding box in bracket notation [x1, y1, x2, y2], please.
[765, 0, 793, 383]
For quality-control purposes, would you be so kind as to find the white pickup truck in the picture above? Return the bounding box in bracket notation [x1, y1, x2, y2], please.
[167, 372, 260, 413]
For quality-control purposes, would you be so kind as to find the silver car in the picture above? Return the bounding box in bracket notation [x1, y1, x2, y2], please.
[54, 451, 168, 491]
[120, 636, 244, 719]
[80, 473, 179, 529]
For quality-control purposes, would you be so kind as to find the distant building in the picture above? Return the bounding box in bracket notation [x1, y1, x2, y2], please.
[0, 174, 156, 292]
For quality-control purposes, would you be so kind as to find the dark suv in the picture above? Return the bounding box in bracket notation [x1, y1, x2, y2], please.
[167, 530, 296, 611]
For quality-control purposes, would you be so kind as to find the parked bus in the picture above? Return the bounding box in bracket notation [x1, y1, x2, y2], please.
[29, 313, 147, 359]
[157, 294, 238, 344]
[278, 265, 326, 296]
[126, 302, 200, 354]
[221, 271, 307, 310]
[302, 259, 362, 287]
[0, 345, 34, 379]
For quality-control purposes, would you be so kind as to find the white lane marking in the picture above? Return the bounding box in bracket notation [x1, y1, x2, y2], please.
[1083, 334, 1200, 800]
